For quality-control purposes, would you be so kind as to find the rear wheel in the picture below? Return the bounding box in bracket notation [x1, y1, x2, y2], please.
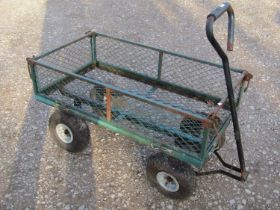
[49, 110, 90, 152]
[146, 153, 196, 199]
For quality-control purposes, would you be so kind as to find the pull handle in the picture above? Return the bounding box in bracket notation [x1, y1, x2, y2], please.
[206, 2, 235, 52]
[206, 3, 247, 181]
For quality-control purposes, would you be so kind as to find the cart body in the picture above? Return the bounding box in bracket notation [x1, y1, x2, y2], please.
[27, 31, 250, 168]
[27, 2, 252, 198]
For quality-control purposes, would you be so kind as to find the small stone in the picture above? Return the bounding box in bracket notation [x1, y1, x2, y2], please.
[249, 106, 255, 110]
[57, 202, 63, 207]
[273, 190, 279, 195]
[245, 189, 251, 194]
[167, 205, 173, 210]
[190, 196, 196, 201]
[229, 199, 235, 206]
[268, 161, 273, 165]
[111, 194, 115, 199]
[78, 205, 85, 210]
[4, 194, 11, 199]
[237, 204, 244, 210]
[45, 165, 53, 170]
[266, 199, 272, 205]
[64, 205, 71, 210]
[242, 199, 247, 205]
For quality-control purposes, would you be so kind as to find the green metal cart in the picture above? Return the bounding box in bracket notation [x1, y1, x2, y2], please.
[27, 3, 252, 199]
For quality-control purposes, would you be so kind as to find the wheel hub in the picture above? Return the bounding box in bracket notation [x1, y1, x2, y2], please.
[156, 171, 179, 192]
[55, 123, 73, 144]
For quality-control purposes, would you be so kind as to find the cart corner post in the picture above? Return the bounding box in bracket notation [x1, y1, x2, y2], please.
[206, 2, 247, 181]
[26, 57, 39, 94]
[90, 32, 97, 64]
[199, 128, 210, 162]
[157, 51, 163, 80]
[106, 88, 112, 121]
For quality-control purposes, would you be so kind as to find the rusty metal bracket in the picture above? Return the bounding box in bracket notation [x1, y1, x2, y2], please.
[243, 72, 253, 92]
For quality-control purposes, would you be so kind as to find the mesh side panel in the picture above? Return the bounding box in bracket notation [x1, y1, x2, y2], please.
[96, 35, 243, 101]
[96, 36, 159, 78]
[35, 37, 92, 72]
[35, 65, 218, 157]
[35, 65, 65, 91]
[84, 68, 231, 122]
[161, 54, 242, 99]
[32, 34, 246, 160]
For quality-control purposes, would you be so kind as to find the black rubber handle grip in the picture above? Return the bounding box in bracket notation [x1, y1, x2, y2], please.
[207, 2, 233, 20]
[206, 2, 234, 51]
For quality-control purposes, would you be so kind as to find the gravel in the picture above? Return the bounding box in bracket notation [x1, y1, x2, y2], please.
[0, 0, 279, 209]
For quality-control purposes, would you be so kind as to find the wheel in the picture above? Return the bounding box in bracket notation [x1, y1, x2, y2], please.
[90, 85, 106, 117]
[49, 110, 90, 152]
[89, 85, 106, 102]
[175, 115, 226, 152]
[90, 84, 125, 119]
[146, 153, 196, 199]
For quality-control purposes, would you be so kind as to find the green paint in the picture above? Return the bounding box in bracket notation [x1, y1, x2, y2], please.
[97, 61, 222, 106]
[34, 60, 210, 122]
[35, 94, 204, 168]
[27, 31, 250, 171]
[94, 32, 245, 74]
[157, 51, 163, 80]
[200, 129, 210, 161]
[41, 62, 94, 94]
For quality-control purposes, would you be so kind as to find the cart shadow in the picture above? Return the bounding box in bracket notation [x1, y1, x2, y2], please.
[2, 0, 98, 209]
[1, 98, 49, 210]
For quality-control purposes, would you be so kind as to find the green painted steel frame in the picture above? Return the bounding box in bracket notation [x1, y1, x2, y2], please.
[27, 31, 248, 169]
[35, 94, 205, 168]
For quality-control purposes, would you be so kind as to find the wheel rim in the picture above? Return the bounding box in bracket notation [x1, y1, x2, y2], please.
[156, 171, 179, 192]
[55, 123, 73, 144]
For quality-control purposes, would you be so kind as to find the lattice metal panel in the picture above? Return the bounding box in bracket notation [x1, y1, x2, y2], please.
[96, 36, 159, 78]
[36, 37, 92, 72]
[160, 54, 242, 99]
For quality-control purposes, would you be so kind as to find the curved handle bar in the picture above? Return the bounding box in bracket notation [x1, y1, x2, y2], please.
[206, 2, 235, 52]
[206, 3, 247, 181]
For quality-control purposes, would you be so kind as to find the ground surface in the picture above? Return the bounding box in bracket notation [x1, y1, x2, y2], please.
[0, 0, 279, 209]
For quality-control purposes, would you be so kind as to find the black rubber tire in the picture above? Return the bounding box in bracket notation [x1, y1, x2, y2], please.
[89, 85, 106, 102]
[146, 153, 196, 199]
[89, 85, 106, 117]
[49, 110, 90, 152]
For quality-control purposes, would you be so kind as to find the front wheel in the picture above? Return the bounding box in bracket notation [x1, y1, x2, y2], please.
[146, 153, 196, 199]
[49, 110, 90, 152]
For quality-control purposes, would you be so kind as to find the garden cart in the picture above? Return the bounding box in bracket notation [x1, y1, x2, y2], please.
[27, 2, 252, 199]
